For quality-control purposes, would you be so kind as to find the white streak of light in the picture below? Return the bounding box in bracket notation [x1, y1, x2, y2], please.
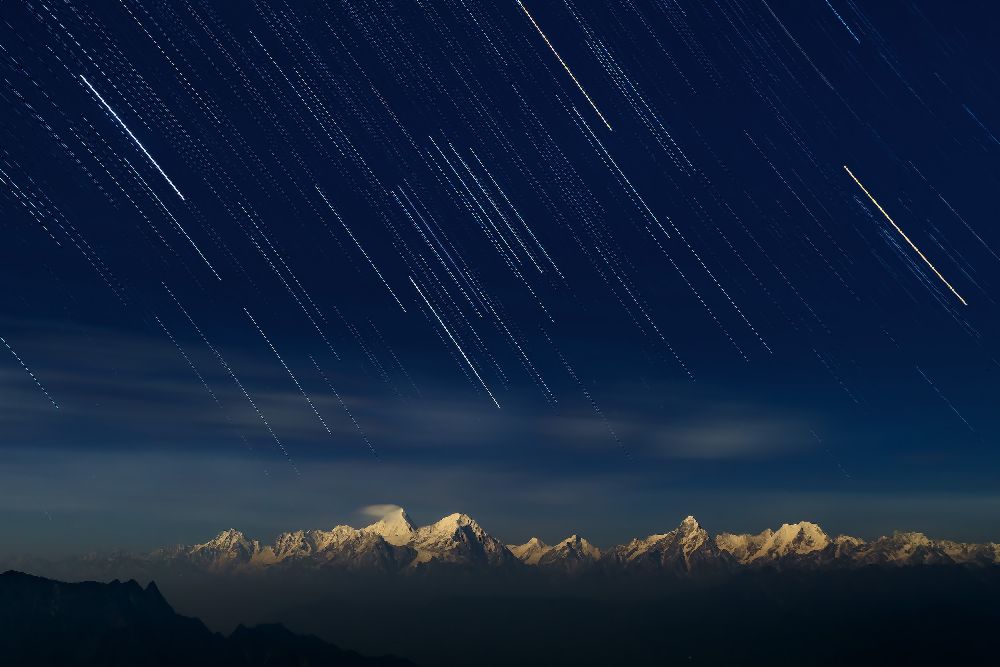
[0, 335, 58, 409]
[315, 185, 406, 312]
[844, 165, 967, 306]
[80, 74, 186, 200]
[409, 276, 500, 408]
[517, 1, 612, 131]
[244, 308, 337, 439]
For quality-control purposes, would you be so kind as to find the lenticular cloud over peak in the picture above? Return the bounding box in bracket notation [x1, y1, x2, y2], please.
[360, 504, 406, 520]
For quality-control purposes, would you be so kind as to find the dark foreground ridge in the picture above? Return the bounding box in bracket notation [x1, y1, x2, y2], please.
[4, 566, 1000, 665]
[0, 570, 414, 667]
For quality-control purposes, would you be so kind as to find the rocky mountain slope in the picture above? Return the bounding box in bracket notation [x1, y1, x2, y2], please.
[7, 509, 999, 580]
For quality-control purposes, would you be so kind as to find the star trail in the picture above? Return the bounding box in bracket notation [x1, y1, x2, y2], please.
[2, 1, 1000, 549]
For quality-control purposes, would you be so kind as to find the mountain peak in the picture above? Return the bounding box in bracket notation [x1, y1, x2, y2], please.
[508, 537, 551, 565]
[362, 507, 417, 546]
[418, 512, 487, 540]
[608, 516, 718, 574]
[437, 512, 476, 527]
[549, 535, 601, 561]
[411, 513, 514, 567]
[554, 534, 587, 548]
[780, 520, 824, 532]
[680, 516, 700, 530]
[193, 529, 257, 555]
[715, 521, 831, 564]
[209, 528, 246, 544]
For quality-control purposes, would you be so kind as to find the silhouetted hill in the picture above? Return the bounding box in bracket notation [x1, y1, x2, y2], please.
[0, 571, 414, 667]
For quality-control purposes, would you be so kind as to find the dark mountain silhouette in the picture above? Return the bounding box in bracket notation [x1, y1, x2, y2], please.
[0, 570, 414, 667]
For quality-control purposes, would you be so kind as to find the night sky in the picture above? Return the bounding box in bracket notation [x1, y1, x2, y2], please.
[2, 0, 999, 556]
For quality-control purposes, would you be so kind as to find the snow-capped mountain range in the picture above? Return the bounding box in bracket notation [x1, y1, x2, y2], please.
[52, 507, 998, 577]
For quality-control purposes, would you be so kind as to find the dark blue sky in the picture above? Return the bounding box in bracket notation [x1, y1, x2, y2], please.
[2, 0, 999, 555]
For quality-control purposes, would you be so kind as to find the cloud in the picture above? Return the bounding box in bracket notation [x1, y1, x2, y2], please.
[0, 316, 822, 483]
[652, 416, 814, 460]
[359, 504, 403, 519]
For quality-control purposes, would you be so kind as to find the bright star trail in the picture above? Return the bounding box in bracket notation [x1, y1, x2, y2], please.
[844, 164, 968, 306]
[79, 75, 187, 202]
[410, 275, 501, 409]
[517, 0, 613, 131]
